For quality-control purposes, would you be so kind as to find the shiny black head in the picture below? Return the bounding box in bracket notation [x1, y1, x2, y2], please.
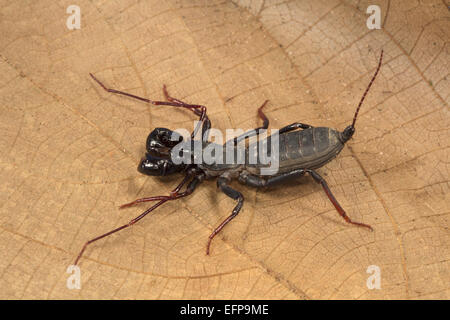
[138, 128, 185, 176]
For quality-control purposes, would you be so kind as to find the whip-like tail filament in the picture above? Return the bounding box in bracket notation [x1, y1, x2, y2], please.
[352, 50, 384, 128]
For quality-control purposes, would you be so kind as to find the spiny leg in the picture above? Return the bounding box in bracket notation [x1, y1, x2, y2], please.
[207, 177, 244, 255]
[306, 169, 373, 231]
[90, 74, 207, 139]
[74, 172, 204, 265]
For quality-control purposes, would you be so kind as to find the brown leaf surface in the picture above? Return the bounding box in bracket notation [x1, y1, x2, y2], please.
[0, 0, 448, 299]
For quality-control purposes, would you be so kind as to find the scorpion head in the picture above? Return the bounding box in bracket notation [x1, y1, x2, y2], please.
[138, 128, 185, 176]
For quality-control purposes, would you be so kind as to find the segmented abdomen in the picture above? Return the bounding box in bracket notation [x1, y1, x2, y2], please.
[246, 127, 345, 174]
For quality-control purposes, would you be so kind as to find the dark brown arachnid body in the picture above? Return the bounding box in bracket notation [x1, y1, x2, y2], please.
[74, 50, 383, 265]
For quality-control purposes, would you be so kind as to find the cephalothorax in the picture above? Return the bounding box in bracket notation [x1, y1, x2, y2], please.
[74, 51, 383, 265]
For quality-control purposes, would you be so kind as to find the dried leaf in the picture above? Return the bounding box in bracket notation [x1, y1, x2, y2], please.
[0, 0, 448, 299]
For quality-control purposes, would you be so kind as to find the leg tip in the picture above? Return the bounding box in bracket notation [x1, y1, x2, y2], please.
[119, 203, 131, 209]
[206, 242, 211, 256]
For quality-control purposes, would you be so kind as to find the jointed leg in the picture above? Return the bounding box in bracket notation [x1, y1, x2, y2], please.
[238, 169, 306, 187]
[229, 109, 311, 146]
[207, 176, 244, 255]
[119, 170, 203, 209]
[279, 122, 312, 134]
[162, 85, 189, 105]
[90, 74, 207, 139]
[229, 100, 270, 145]
[306, 169, 373, 231]
[162, 85, 211, 141]
[74, 171, 204, 265]
[238, 169, 373, 231]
